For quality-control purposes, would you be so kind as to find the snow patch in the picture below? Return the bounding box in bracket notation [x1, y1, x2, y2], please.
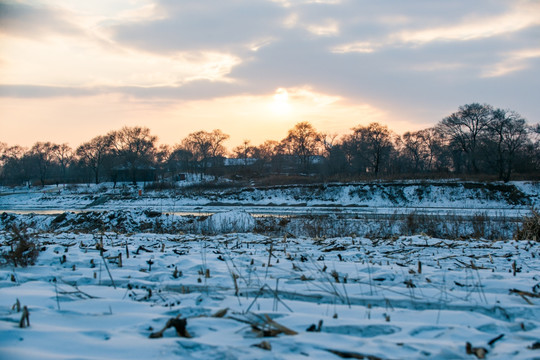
[202, 210, 255, 234]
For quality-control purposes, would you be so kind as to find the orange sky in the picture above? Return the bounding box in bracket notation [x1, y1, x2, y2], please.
[1, 0, 539, 150]
[1, 89, 429, 148]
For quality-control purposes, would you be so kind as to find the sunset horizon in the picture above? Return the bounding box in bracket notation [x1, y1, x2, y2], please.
[1, 0, 539, 149]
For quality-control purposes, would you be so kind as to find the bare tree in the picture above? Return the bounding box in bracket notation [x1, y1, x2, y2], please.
[0, 142, 6, 163]
[181, 129, 229, 178]
[53, 143, 73, 185]
[168, 146, 194, 176]
[233, 140, 256, 165]
[400, 130, 426, 172]
[437, 103, 493, 173]
[398, 128, 444, 173]
[351, 122, 394, 176]
[0, 142, 8, 184]
[281, 122, 322, 172]
[3, 146, 29, 185]
[76, 135, 111, 184]
[109, 126, 157, 185]
[531, 123, 540, 171]
[251, 140, 279, 173]
[29, 142, 57, 186]
[253, 140, 279, 163]
[485, 109, 529, 181]
[421, 128, 446, 172]
[182, 131, 210, 162]
[154, 144, 171, 180]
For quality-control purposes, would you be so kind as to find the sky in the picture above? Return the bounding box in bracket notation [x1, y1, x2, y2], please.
[1, 0, 539, 150]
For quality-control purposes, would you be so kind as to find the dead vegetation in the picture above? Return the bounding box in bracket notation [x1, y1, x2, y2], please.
[514, 208, 540, 241]
[1, 225, 39, 267]
[149, 316, 191, 338]
[2, 223, 539, 358]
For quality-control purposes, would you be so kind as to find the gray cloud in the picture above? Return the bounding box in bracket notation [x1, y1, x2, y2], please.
[0, 81, 245, 100]
[0, 85, 98, 98]
[0, 1, 82, 38]
[108, 0, 288, 53]
[2, 0, 539, 123]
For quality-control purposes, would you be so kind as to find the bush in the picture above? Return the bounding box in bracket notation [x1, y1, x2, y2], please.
[1, 225, 40, 267]
[514, 209, 540, 241]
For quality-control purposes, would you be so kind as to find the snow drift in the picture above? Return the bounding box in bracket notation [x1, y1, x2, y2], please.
[200, 210, 255, 234]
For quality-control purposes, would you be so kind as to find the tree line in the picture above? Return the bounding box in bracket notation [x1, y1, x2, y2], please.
[1, 103, 539, 186]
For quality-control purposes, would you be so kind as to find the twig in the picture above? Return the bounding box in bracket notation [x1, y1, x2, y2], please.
[245, 285, 293, 313]
[265, 243, 273, 279]
[487, 334, 504, 346]
[19, 306, 30, 328]
[100, 252, 116, 289]
[519, 294, 533, 305]
[509, 288, 540, 298]
[263, 314, 297, 335]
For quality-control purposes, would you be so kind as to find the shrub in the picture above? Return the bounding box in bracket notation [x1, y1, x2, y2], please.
[1, 225, 39, 267]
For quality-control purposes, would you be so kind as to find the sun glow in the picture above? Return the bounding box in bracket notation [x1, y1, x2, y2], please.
[270, 88, 292, 116]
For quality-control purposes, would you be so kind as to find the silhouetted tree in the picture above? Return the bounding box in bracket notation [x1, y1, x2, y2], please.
[233, 140, 256, 165]
[53, 143, 73, 185]
[109, 127, 157, 185]
[350, 122, 394, 176]
[400, 130, 427, 172]
[437, 103, 493, 174]
[29, 142, 57, 186]
[281, 122, 322, 172]
[181, 129, 229, 178]
[155, 144, 171, 180]
[76, 135, 112, 184]
[252, 140, 279, 174]
[167, 147, 194, 177]
[0, 144, 25, 185]
[484, 109, 529, 181]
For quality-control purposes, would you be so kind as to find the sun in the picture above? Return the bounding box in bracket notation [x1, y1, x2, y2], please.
[270, 88, 292, 116]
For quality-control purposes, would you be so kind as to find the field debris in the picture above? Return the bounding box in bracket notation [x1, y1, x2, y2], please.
[1, 228, 539, 359]
[149, 316, 191, 339]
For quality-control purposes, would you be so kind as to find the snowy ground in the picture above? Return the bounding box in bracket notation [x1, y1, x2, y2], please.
[1, 181, 538, 359]
[1, 232, 539, 359]
[1, 180, 538, 213]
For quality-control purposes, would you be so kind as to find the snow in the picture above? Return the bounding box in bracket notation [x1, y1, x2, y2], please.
[1, 232, 539, 359]
[1, 180, 538, 212]
[0, 181, 539, 359]
[202, 210, 256, 234]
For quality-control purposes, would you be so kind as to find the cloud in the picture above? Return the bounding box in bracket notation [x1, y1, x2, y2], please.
[1, 0, 539, 133]
[107, 0, 287, 54]
[394, 4, 540, 45]
[330, 1, 540, 54]
[331, 41, 376, 54]
[0, 85, 97, 98]
[0, 34, 241, 87]
[0, 1, 82, 38]
[482, 48, 540, 78]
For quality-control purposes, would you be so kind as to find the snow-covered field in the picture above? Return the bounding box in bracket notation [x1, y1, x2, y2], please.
[1, 181, 539, 359]
[1, 231, 539, 359]
[1, 181, 538, 212]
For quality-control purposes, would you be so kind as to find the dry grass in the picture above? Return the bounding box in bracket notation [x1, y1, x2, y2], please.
[1, 225, 40, 267]
[514, 209, 540, 241]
